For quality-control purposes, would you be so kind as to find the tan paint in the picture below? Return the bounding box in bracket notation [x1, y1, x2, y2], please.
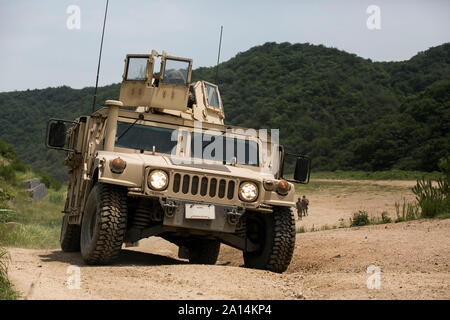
[103, 100, 122, 151]
[60, 50, 295, 228]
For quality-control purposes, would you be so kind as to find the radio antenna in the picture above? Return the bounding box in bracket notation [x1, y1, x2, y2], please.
[92, 0, 109, 113]
[214, 26, 223, 85]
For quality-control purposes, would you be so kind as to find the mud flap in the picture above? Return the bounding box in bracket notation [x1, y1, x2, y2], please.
[178, 246, 190, 259]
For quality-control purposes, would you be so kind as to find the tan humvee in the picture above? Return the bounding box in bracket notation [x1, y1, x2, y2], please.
[46, 50, 310, 273]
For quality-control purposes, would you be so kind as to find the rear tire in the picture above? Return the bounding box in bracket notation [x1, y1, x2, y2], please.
[243, 207, 296, 273]
[188, 239, 221, 265]
[80, 183, 128, 265]
[60, 214, 81, 252]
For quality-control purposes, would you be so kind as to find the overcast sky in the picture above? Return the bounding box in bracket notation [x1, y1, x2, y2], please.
[0, 0, 449, 92]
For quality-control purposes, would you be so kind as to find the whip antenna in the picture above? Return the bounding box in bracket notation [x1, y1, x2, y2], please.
[215, 26, 223, 85]
[92, 0, 109, 113]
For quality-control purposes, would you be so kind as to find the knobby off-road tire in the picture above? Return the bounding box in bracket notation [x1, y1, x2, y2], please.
[60, 214, 81, 252]
[243, 206, 296, 273]
[188, 239, 221, 265]
[80, 183, 128, 265]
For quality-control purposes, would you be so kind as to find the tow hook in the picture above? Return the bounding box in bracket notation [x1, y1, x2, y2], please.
[159, 198, 178, 218]
[226, 208, 244, 225]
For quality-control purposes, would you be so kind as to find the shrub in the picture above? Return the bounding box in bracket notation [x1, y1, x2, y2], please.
[0, 210, 15, 224]
[350, 210, 370, 227]
[381, 211, 392, 224]
[39, 172, 62, 191]
[395, 199, 420, 222]
[0, 164, 16, 182]
[0, 138, 16, 160]
[412, 157, 450, 218]
[10, 159, 29, 172]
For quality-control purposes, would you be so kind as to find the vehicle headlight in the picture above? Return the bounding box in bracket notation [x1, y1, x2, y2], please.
[239, 182, 258, 202]
[148, 170, 169, 191]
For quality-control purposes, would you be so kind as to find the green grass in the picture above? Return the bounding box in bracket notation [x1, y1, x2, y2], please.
[0, 223, 60, 249]
[310, 170, 442, 181]
[0, 168, 64, 300]
[412, 177, 450, 219]
[0, 174, 65, 249]
[394, 198, 420, 222]
[0, 249, 19, 300]
[293, 178, 407, 196]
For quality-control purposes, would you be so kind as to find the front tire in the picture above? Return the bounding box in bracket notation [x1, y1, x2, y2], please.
[80, 183, 128, 265]
[243, 207, 296, 273]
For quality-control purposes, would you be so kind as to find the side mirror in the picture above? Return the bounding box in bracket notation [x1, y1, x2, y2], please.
[48, 121, 66, 147]
[294, 156, 311, 184]
[45, 119, 78, 151]
[280, 148, 311, 184]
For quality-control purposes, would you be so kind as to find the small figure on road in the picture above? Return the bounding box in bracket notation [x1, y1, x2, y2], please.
[296, 197, 303, 220]
[301, 195, 309, 216]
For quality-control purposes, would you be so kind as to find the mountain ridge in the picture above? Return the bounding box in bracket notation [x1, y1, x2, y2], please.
[0, 41, 448, 181]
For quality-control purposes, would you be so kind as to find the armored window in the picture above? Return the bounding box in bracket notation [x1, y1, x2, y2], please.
[190, 132, 259, 166]
[115, 122, 178, 155]
[162, 59, 189, 86]
[126, 57, 148, 81]
[204, 83, 220, 109]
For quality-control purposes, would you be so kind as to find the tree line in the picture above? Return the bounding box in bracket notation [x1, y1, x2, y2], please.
[0, 42, 448, 182]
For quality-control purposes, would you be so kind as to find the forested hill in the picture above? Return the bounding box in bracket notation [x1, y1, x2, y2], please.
[0, 42, 449, 182]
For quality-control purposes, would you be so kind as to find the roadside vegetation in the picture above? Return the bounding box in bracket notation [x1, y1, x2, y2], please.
[0, 137, 63, 249]
[0, 176, 63, 249]
[0, 138, 65, 299]
[0, 248, 19, 300]
[296, 157, 450, 233]
[311, 170, 442, 181]
[412, 157, 450, 219]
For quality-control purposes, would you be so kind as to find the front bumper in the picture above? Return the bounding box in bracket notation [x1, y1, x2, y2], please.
[160, 198, 245, 233]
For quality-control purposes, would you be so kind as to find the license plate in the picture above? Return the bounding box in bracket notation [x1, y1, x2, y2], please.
[185, 204, 215, 220]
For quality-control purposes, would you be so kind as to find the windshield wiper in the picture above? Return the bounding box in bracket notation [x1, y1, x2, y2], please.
[116, 114, 144, 141]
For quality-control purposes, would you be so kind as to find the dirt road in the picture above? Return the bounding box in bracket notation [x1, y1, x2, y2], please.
[7, 218, 450, 300]
[5, 179, 450, 300]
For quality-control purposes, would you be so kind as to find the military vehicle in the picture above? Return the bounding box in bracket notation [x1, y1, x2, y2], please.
[46, 50, 311, 273]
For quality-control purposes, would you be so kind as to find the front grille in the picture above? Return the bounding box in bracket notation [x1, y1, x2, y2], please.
[172, 173, 236, 200]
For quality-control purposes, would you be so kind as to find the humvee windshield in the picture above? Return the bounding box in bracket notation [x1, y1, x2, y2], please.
[114, 121, 259, 166]
[163, 59, 189, 86]
[190, 132, 259, 166]
[115, 121, 177, 154]
[126, 57, 147, 81]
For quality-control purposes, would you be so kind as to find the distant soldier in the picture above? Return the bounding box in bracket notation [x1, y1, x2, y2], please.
[301, 195, 309, 216]
[296, 197, 303, 220]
